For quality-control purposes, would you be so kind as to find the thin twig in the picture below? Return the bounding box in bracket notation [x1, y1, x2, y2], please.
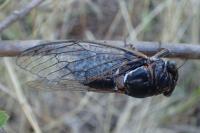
[0, 40, 199, 59]
[0, 82, 16, 99]
[113, 98, 142, 133]
[0, 0, 44, 32]
[4, 58, 42, 133]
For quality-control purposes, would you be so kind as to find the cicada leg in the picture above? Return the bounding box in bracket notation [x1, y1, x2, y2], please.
[123, 39, 148, 58]
[151, 41, 170, 58]
[152, 48, 170, 58]
[123, 39, 136, 50]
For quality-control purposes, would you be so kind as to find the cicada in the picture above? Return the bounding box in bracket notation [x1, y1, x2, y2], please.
[16, 40, 178, 98]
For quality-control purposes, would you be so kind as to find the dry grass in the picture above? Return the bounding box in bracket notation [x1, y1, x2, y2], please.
[0, 0, 200, 133]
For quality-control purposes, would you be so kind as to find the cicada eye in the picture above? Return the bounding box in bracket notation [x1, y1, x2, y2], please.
[166, 60, 177, 73]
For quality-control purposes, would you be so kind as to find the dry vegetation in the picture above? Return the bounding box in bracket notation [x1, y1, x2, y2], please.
[0, 0, 200, 133]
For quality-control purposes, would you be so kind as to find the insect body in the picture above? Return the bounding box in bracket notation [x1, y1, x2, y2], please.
[16, 40, 178, 98]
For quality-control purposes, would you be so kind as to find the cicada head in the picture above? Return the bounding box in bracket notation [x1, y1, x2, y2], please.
[123, 59, 178, 98]
[162, 60, 178, 96]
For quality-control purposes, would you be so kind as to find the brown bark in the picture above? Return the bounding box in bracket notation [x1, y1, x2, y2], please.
[0, 40, 199, 59]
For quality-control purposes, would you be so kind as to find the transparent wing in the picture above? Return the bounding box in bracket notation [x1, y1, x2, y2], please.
[26, 79, 90, 91]
[26, 79, 116, 93]
[17, 40, 144, 91]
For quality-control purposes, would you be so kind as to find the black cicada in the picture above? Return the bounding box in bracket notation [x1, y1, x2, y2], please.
[16, 40, 178, 98]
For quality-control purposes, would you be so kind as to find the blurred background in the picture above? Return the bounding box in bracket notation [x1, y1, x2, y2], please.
[0, 0, 200, 133]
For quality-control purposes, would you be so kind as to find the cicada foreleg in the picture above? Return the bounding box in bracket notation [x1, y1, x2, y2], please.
[151, 48, 170, 58]
[123, 39, 136, 51]
[150, 41, 171, 58]
[123, 39, 148, 58]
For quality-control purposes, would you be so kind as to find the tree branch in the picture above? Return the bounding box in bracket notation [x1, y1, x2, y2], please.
[0, 0, 43, 32]
[0, 40, 200, 59]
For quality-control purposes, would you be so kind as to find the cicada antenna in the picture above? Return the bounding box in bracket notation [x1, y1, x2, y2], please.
[177, 59, 187, 70]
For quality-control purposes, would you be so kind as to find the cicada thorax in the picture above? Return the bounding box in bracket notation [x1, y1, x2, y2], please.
[121, 58, 178, 98]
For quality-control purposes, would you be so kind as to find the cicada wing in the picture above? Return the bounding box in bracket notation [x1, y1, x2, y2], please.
[25, 79, 90, 92]
[16, 40, 144, 90]
[26, 79, 116, 93]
